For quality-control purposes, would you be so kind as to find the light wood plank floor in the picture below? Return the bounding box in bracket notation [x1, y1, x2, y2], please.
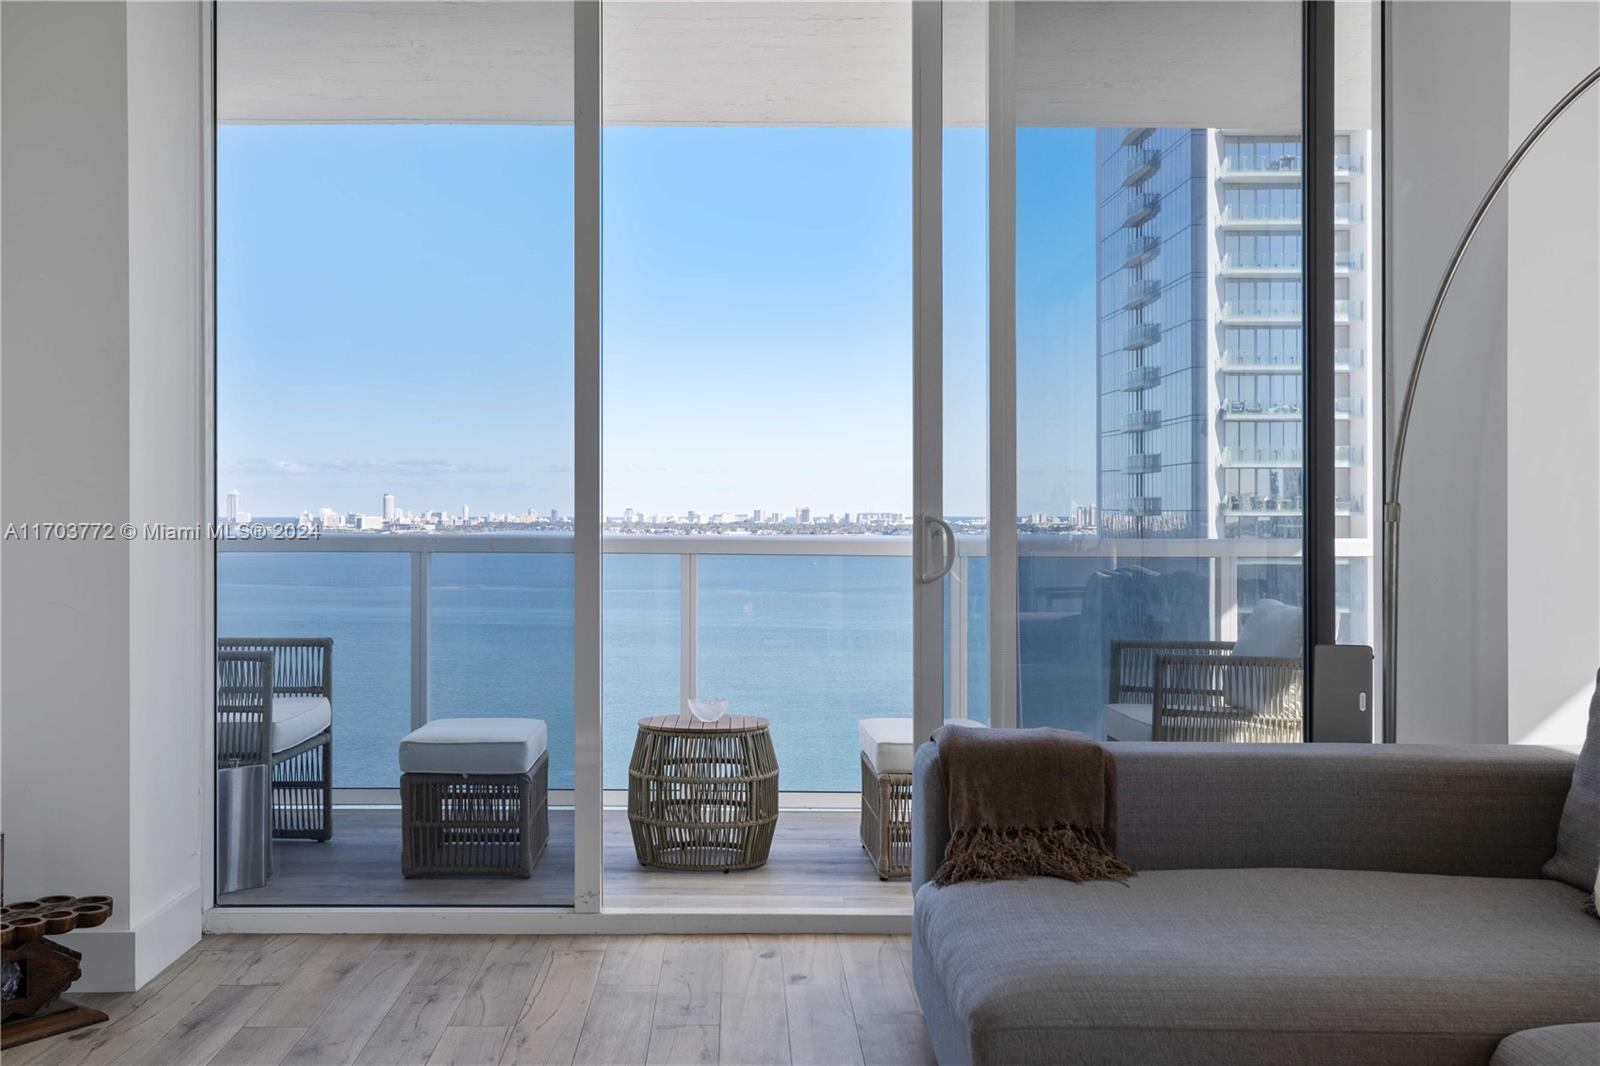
[218, 810, 909, 913]
[9, 934, 935, 1066]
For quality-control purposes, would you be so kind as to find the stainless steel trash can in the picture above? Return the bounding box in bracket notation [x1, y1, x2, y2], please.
[216, 761, 270, 894]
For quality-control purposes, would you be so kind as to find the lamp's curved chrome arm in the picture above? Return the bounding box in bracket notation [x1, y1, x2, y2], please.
[1382, 64, 1600, 741]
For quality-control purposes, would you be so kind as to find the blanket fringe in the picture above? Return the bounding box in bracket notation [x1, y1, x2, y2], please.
[933, 823, 1134, 887]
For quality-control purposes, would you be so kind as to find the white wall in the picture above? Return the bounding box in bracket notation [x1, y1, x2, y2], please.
[1389, 0, 1600, 745]
[1505, 1, 1600, 746]
[1388, 0, 1511, 742]
[1, 0, 208, 990]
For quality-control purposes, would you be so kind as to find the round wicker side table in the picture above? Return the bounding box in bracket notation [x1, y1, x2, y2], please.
[627, 714, 779, 872]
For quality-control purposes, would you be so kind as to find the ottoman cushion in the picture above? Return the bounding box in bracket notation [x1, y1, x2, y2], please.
[860, 717, 982, 775]
[400, 717, 547, 775]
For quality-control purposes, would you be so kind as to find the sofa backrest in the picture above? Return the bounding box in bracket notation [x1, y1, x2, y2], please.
[912, 741, 1576, 893]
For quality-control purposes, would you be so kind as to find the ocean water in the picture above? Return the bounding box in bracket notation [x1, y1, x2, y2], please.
[218, 550, 990, 791]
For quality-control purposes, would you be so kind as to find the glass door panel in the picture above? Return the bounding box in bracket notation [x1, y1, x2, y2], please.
[1007, 1, 1308, 742]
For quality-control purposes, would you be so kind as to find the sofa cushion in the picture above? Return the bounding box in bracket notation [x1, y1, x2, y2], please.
[1491, 1024, 1600, 1066]
[914, 869, 1600, 1065]
[399, 717, 547, 775]
[1542, 670, 1600, 891]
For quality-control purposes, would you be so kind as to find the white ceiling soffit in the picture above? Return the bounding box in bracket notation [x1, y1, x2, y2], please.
[218, 0, 1370, 129]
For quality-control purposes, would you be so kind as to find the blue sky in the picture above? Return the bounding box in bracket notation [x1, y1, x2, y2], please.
[218, 123, 1096, 520]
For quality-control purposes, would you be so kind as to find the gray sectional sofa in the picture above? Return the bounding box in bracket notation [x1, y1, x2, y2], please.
[911, 743, 1599, 1065]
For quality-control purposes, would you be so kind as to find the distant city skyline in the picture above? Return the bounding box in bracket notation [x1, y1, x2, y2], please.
[218, 125, 1098, 521]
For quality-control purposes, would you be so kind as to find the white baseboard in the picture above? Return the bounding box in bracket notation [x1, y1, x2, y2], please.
[61, 885, 203, 992]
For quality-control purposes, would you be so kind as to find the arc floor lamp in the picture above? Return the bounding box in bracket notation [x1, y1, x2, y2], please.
[1382, 63, 1600, 742]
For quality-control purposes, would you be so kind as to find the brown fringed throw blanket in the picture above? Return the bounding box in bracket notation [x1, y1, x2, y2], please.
[933, 725, 1134, 887]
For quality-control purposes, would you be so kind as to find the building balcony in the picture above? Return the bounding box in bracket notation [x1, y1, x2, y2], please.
[1121, 279, 1161, 310]
[1221, 399, 1303, 420]
[1121, 191, 1160, 229]
[1123, 451, 1163, 474]
[1122, 148, 1159, 187]
[1125, 496, 1164, 517]
[1335, 249, 1364, 271]
[1218, 252, 1300, 276]
[1124, 364, 1161, 391]
[1217, 204, 1300, 228]
[1121, 234, 1159, 269]
[1334, 202, 1363, 224]
[1335, 395, 1364, 417]
[1334, 299, 1362, 322]
[1217, 154, 1301, 181]
[1221, 446, 1302, 466]
[1334, 153, 1363, 174]
[1124, 321, 1161, 350]
[1221, 494, 1304, 516]
[1334, 347, 1363, 369]
[1219, 299, 1301, 323]
[1123, 408, 1162, 432]
[1219, 350, 1301, 372]
[1121, 126, 1153, 147]
[1335, 444, 1364, 465]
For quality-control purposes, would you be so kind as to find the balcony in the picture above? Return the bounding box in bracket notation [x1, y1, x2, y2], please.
[1123, 451, 1163, 474]
[1220, 350, 1301, 372]
[1335, 395, 1365, 417]
[1122, 408, 1162, 432]
[1219, 252, 1299, 276]
[1122, 148, 1159, 187]
[1217, 154, 1301, 181]
[1335, 249, 1364, 271]
[1335, 299, 1363, 321]
[1221, 494, 1304, 516]
[1121, 279, 1161, 310]
[1124, 321, 1161, 350]
[1334, 347, 1363, 369]
[1335, 444, 1365, 465]
[1121, 234, 1159, 269]
[1121, 191, 1160, 229]
[1221, 446, 1302, 466]
[1121, 126, 1153, 146]
[1335, 202, 1364, 224]
[1219, 299, 1301, 323]
[1334, 153, 1363, 174]
[1125, 496, 1164, 517]
[1221, 399, 1303, 420]
[1124, 364, 1161, 391]
[1218, 203, 1300, 228]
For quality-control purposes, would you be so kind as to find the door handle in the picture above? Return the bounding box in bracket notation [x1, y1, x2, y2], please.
[919, 516, 956, 584]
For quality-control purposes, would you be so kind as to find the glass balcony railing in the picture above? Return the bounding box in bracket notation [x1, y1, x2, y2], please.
[1124, 364, 1161, 391]
[1334, 395, 1365, 417]
[1334, 299, 1362, 321]
[1334, 444, 1364, 465]
[1334, 153, 1363, 174]
[1122, 234, 1159, 268]
[1221, 446, 1302, 465]
[1125, 496, 1164, 517]
[1218, 154, 1301, 177]
[1221, 399, 1303, 419]
[1334, 249, 1363, 271]
[1122, 148, 1159, 187]
[1121, 126, 1153, 147]
[1334, 347, 1363, 369]
[1219, 252, 1300, 273]
[1121, 279, 1161, 310]
[221, 531, 1374, 773]
[1220, 299, 1301, 321]
[1334, 202, 1363, 223]
[1123, 451, 1163, 474]
[1218, 203, 1301, 225]
[1220, 350, 1301, 370]
[1124, 321, 1161, 349]
[1121, 192, 1160, 229]
[1122, 408, 1162, 432]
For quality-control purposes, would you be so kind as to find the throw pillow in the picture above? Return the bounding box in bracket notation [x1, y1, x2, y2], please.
[1222, 599, 1303, 714]
[1542, 669, 1600, 892]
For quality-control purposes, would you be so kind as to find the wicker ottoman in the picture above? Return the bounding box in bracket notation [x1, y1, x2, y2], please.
[859, 717, 984, 878]
[399, 718, 549, 879]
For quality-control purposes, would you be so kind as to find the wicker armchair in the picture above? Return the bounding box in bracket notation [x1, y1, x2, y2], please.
[1107, 638, 1303, 743]
[216, 637, 333, 841]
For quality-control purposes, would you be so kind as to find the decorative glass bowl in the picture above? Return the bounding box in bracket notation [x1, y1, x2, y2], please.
[686, 698, 729, 723]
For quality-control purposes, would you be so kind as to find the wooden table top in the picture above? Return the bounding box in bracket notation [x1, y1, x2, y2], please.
[636, 713, 770, 733]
